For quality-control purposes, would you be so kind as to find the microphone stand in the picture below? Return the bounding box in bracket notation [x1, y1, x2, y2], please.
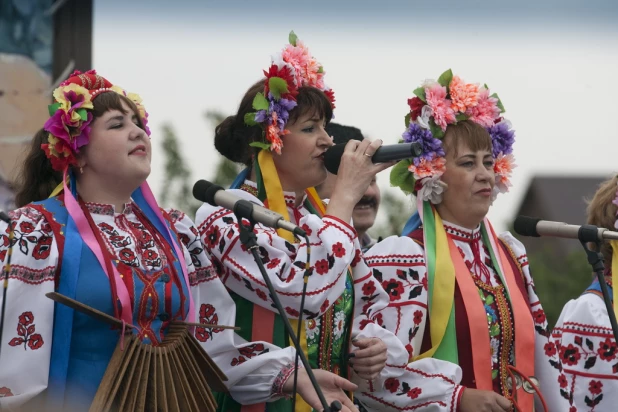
[233, 200, 341, 412]
[578, 225, 618, 344]
[0, 213, 14, 360]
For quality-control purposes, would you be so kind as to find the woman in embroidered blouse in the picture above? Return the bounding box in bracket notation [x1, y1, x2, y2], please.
[0, 70, 358, 411]
[196, 34, 470, 412]
[538, 175, 618, 411]
[364, 71, 552, 412]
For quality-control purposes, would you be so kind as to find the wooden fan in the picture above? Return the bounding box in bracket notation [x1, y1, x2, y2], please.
[46, 292, 237, 412]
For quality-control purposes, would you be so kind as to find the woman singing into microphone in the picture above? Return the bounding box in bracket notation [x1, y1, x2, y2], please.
[364, 70, 552, 411]
[0, 70, 356, 411]
[196, 33, 467, 412]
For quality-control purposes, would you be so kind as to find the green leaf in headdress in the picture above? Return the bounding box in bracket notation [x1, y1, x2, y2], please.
[289, 31, 298, 46]
[429, 119, 445, 139]
[76, 108, 88, 121]
[244, 112, 258, 126]
[269, 77, 289, 100]
[404, 113, 411, 128]
[437, 69, 453, 90]
[48, 102, 62, 116]
[249, 141, 272, 151]
[390, 159, 417, 194]
[252, 92, 269, 111]
[413, 87, 427, 102]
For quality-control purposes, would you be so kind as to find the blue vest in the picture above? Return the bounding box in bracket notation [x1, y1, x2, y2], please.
[34, 197, 190, 408]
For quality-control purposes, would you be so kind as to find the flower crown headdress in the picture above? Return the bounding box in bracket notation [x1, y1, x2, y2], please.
[42, 69, 150, 172]
[390, 69, 516, 204]
[244, 31, 335, 155]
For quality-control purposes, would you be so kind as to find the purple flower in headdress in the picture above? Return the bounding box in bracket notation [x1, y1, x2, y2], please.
[43, 109, 93, 152]
[402, 123, 445, 165]
[254, 94, 297, 130]
[487, 121, 515, 157]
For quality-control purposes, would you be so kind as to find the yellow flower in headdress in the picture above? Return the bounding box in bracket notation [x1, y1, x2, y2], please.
[52, 83, 94, 123]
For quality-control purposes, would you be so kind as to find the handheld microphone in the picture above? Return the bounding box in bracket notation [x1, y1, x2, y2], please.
[514, 216, 618, 242]
[323, 142, 423, 175]
[193, 180, 307, 237]
[0, 211, 9, 224]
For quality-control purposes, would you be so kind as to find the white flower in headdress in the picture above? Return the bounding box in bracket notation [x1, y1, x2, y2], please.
[417, 105, 433, 130]
[417, 175, 446, 204]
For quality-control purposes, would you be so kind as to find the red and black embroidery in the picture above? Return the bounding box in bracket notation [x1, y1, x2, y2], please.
[194, 304, 224, 342]
[383, 377, 423, 399]
[8, 311, 44, 350]
[231, 343, 269, 366]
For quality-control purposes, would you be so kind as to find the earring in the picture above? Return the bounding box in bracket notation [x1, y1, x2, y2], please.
[80, 166, 84, 174]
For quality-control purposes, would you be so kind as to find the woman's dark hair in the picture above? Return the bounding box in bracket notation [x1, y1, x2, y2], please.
[14, 92, 144, 207]
[214, 79, 334, 166]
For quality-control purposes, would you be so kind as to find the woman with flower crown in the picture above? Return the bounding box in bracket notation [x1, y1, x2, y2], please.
[537, 175, 618, 411]
[0, 70, 359, 411]
[363, 70, 553, 411]
[195, 33, 469, 412]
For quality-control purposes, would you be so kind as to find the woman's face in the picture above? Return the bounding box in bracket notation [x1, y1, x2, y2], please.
[78, 99, 151, 190]
[273, 111, 333, 192]
[435, 137, 494, 229]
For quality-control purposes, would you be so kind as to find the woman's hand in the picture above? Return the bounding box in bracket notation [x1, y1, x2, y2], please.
[348, 337, 388, 380]
[326, 138, 394, 223]
[459, 388, 512, 412]
[283, 368, 359, 412]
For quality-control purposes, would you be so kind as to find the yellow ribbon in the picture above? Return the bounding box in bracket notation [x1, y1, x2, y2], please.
[415, 210, 456, 360]
[48, 180, 65, 198]
[257, 150, 310, 412]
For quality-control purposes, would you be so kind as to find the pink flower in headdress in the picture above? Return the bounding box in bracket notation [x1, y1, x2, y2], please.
[493, 152, 516, 194]
[282, 40, 312, 86]
[466, 88, 500, 127]
[44, 109, 93, 152]
[425, 83, 456, 131]
[408, 156, 446, 180]
[449, 76, 479, 113]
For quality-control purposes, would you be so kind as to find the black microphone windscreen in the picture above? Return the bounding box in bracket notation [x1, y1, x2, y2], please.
[323, 144, 346, 175]
[514, 216, 542, 237]
[193, 180, 222, 206]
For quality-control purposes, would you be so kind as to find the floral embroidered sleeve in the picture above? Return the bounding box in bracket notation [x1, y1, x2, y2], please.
[353, 236, 465, 411]
[169, 210, 299, 404]
[0, 206, 58, 408]
[539, 293, 618, 411]
[195, 189, 357, 319]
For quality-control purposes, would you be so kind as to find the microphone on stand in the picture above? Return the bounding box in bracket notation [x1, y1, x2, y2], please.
[192, 180, 341, 411]
[324, 142, 423, 175]
[193, 180, 306, 237]
[514, 216, 618, 242]
[514, 215, 618, 346]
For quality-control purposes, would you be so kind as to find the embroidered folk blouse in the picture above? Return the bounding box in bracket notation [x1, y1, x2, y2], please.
[363, 221, 553, 410]
[538, 278, 618, 412]
[196, 181, 466, 411]
[0, 199, 301, 408]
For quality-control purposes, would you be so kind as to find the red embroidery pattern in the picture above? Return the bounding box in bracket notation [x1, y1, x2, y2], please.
[194, 304, 224, 342]
[231, 343, 268, 366]
[8, 311, 44, 350]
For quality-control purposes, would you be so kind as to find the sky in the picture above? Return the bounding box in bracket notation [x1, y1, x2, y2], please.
[93, 0, 618, 232]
